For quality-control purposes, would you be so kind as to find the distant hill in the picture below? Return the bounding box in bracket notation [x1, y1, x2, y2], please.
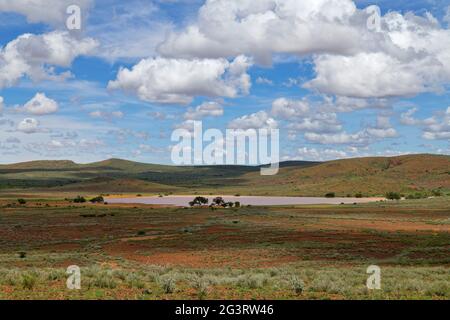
[0, 154, 449, 196]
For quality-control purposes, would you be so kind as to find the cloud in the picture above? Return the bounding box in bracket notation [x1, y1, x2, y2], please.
[288, 113, 343, 134]
[293, 147, 349, 161]
[400, 107, 421, 126]
[329, 96, 389, 113]
[148, 111, 175, 121]
[256, 77, 273, 85]
[108, 129, 150, 142]
[159, 0, 450, 99]
[158, 0, 364, 64]
[271, 97, 342, 134]
[89, 110, 124, 121]
[228, 111, 278, 130]
[445, 6, 450, 25]
[184, 101, 223, 120]
[24, 138, 106, 157]
[365, 115, 398, 138]
[0, 96, 3, 114]
[401, 106, 450, 140]
[305, 11, 450, 98]
[17, 118, 39, 133]
[0, 31, 98, 89]
[85, 1, 174, 61]
[0, 0, 93, 27]
[304, 51, 447, 98]
[108, 55, 252, 104]
[271, 98, 309, 119]
[304, 131, 368, 145]
[22, 93, 59, 115]
[304, 115, 397, 145]
[6, 137, 20, 143]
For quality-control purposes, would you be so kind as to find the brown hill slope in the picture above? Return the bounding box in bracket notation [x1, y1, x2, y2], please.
[235, 154, 450, 196]
[0, 154, 448, 196]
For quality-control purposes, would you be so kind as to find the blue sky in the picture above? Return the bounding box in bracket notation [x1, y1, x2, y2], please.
[0, 0, 449, 164]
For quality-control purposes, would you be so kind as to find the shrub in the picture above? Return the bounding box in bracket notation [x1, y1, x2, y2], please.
[137, 230, 146, 236]
[406, 192, 427, 199]
[160, 277, 176, 294]
[73, 196, 86, 203]
[355, 193, 363, 198]
[126, 274, 145, 289]
[386, 192, 401, 200]
[17, 199, 27, 205]
[289, 276, 305, 295]
[234, 201, 241, 208]
[92, 273, 117, 289]
[47, 269, 65, 281]
[191, 276, 209, 300]
[431, 189, 443, 197]
[325, 192, 335, 198]
[89, 196, 104, 203]
[18, 251, 27, 259]
[22, 273, 37, 290]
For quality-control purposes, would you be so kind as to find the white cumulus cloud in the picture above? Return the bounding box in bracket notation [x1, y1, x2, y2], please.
[184, 102, 224, 120]
[17, 118, 39, 134]
[108, 55, 252, 105]
[228, 111, 278, 130]
[0, 31, 98, 89]
[23, 93, 59, 115]
[0, 0, 93, 27]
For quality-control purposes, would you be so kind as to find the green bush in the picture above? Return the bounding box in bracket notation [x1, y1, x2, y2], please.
[73, 196, 86, 203]
[325, 192, 335, 198]
[89, 196, 104, 203]
[17, 199, 27, 205]
[431, 189, 443, 197]
[355, 193, 363, 198]
[386, 192, 401, 200]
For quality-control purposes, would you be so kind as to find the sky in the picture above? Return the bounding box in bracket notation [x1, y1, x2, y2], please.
[0, 0, 449, 164]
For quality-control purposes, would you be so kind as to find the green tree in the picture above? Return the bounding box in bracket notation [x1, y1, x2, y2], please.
[189, 196, 209, 207]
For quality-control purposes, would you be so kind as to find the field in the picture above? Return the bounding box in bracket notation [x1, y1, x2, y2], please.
[0, 196, 449, 300]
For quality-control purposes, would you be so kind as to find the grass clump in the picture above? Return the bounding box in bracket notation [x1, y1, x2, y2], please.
[190, 276, 209, 300]
[22, 272, 38, 290]
[160, 277, 176, 294]
[289, 276, 305, 295]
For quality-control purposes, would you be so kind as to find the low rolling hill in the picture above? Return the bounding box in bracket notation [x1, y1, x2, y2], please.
[0, 154, 449, 197]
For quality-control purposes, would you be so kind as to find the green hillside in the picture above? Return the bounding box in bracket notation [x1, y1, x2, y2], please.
[0, 154, 449, 196]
